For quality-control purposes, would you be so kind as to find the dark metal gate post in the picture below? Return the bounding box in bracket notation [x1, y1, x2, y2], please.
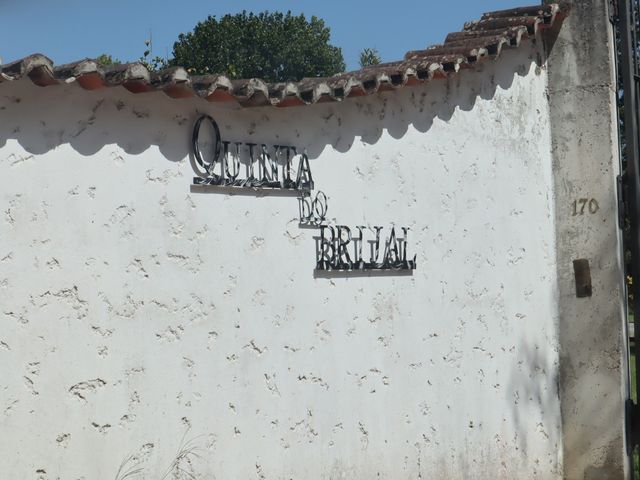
[616, 0, 640, 457]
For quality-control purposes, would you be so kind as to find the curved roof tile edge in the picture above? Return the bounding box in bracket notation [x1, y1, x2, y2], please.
[0, 3, 568, 108]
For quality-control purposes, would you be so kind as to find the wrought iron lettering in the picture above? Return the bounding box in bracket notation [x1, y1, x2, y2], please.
[191, 115, 313, 190]
[298, 191, 328, 226]
[190, 117, 415, 274]
[316, 226, 416, 271]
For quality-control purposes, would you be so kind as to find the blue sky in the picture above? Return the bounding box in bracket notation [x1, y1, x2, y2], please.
[2, 0, 535, 71]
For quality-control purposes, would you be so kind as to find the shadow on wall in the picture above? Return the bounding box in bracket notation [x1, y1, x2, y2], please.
[507, 336, 623, 477]
[507, 340, 562, 462]
[0, 48, 543, 162]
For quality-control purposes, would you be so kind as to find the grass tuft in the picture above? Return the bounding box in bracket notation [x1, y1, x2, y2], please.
[114, 429, 202, 480]
[158, 429, 201, 480]
[114, 454, 143, 480]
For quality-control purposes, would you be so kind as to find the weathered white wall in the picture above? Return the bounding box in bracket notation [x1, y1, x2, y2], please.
[0, 47, 563, 479]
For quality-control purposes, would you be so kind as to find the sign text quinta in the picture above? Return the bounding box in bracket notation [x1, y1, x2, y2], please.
[191, 115, 313, 190]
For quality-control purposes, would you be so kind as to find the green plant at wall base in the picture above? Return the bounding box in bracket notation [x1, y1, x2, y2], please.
[170, 10, 346, 82]
[113, 454, 142, 480]
[113, 430, 201, 480]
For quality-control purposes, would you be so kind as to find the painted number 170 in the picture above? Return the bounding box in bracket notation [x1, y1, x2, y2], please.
[572, 198, 600, 216]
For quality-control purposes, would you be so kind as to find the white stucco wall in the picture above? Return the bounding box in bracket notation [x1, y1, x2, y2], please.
[0, 47, 562, 479]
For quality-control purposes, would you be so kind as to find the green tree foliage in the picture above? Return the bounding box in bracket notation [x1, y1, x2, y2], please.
[170, 11, 346, 82]
[359, 48, 381, 68]
[95, 54, 121, 67]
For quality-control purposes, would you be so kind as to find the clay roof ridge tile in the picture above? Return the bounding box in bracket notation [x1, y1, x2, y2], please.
[0, 3, 567, 107]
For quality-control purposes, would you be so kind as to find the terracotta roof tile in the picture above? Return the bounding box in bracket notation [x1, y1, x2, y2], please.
[0, 3, 568, 108]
